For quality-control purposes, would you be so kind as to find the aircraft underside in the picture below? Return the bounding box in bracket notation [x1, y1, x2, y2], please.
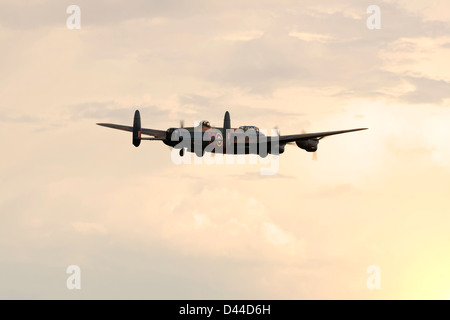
[172, 142, 284, 157]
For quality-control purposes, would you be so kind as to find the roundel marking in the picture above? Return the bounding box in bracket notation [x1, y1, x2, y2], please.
[216, 132, 223, 147]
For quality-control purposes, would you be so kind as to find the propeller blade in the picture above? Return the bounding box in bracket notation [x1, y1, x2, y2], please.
[180, 120, 184, 128]
[312, 152, 318, 161]
[274, 126, 280, 136]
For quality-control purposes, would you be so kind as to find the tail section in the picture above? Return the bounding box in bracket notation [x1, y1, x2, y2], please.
[132, 110, 141, 147]
[223, 111, 231, 131]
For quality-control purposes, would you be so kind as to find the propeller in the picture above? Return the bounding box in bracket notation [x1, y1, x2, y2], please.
[180, 120, 184, 128]
[211, 124, 217, 157]
[274, 125, 280, 137]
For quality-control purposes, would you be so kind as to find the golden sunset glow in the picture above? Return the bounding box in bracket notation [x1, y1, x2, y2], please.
[0, 0, 449, 299]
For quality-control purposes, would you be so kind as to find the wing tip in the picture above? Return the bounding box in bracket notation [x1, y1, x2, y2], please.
[97, 123, 114, 127]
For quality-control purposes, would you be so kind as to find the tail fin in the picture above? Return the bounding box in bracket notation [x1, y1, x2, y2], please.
[223, 111, 231, 131]
[132, 110, 141, 147]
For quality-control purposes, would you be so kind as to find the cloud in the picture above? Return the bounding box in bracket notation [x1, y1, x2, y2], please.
[222, 30, 264, 42]
[0, 0, 204, 29]
[0, 111, 42, 123]
[399, 76, 450, 104]
[66, 101, 168, 122]
[289, 31, 334, 43]
[310, 183, 360, 198]
[72, 222, 108, 235]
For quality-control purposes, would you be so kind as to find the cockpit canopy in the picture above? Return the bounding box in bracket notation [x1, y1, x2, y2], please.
[201, 120, 211, 128]
[239, 125, 259, 133]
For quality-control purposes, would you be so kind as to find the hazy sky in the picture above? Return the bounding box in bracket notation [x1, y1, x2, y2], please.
[1, 0, 449, 299]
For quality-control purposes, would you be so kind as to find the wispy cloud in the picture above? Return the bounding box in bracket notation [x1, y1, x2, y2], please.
[288, 31, 333, 43]
[222, 30, 264, 41]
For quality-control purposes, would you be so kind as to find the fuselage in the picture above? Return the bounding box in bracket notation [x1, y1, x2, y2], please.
[162, 122, 280, 156]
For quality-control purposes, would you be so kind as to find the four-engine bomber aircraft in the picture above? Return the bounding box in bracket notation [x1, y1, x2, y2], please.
[97, 110, 367, 158]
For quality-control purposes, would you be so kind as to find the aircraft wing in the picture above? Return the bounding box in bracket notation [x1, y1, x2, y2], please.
[97, 123, 166, 138]
[277, 128, 367, 144]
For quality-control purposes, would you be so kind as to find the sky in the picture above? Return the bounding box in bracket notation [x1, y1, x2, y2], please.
[0, 0, 450, 299]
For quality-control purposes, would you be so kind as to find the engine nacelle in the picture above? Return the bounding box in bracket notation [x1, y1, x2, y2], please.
[268, 143, 285, 155]
[166, 128, 184, 146]
[296, 139, 318, 152]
